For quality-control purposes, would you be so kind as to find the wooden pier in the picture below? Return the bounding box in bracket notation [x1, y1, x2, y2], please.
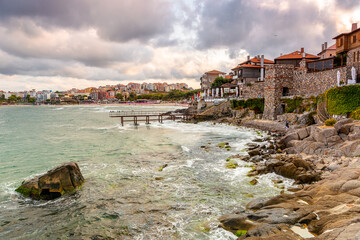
[109, 110, 193, 126]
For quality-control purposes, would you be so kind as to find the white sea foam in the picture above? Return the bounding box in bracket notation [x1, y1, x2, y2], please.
[181, 146, 190, 152]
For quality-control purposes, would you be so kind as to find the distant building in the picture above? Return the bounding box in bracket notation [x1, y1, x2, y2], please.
[200, 70, 226, 90]
[318, 42, 336, 59]
[232, 55, 274, 85]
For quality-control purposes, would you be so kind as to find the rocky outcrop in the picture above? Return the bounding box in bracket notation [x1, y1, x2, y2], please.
[240, 120, 287, 134]
[219, 164, 360, 239]
[279, 119, 360, 157]
[16, 162, 84, 200]
[242, 153, 321, 184]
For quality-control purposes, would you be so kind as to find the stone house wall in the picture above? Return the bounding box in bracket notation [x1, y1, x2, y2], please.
[347, 47, 360, 82]
[263, 65, 295, 120]
[239, 81, 264, 99]
[292, 66, 347, 96]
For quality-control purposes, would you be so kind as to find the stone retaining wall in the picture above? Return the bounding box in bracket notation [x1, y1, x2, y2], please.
[292, 66, 347, 96]
[263, 65, 295, 120]
[239, 81, 264, 99]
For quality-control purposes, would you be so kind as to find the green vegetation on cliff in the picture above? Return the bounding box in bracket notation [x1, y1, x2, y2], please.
[326, 85, 360, 115]
[230, 98, 264, 113]
[136, 90, 199, 101]
[350, 108, 360, 120]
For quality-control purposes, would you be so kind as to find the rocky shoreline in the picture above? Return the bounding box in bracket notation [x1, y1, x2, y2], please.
[214, 118, 360, 239]
[185, 101, 360, 238]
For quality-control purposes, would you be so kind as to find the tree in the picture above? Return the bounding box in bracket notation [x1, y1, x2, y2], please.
[116, 93, 123, 100]
[29, 97, 36, 103]
[211, 76, 232, 89]
[0, 94, 4, 102]
[8, 94, 17, 102]
[129, 92, 136, 101]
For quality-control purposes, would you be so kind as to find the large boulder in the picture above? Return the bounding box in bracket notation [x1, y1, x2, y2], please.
[16, 162, 84, 200]
[312, 127, 338, 145]
[334, 118, 354, 132]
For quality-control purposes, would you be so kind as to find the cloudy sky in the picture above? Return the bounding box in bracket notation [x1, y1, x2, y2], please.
[0, 0, 359, 91]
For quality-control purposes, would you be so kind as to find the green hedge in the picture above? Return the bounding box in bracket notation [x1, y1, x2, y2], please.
[326, 85, 360, 115]
[350, 108, 360, 120]
[230, 98, 264, 113]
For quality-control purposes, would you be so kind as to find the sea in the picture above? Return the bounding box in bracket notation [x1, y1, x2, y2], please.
[0, 105, 294, 239]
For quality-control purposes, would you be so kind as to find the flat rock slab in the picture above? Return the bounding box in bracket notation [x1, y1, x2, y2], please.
[16, 162, 84, 200]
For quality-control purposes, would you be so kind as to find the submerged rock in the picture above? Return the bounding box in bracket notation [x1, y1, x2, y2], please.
[16, 162, 84, 200]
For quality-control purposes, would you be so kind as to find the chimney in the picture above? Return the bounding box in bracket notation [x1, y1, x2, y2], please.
[301, 47, 304, 53]
[324, 42, 328, 49]
[247, 55, 250, 61]
[322, 44, 324, 51]
[352, 23, 358, 32]
[280, 53, 283, 56]
[256, 55, 260, 61]
[260, 55, 264, 81]
[302, 52, 306, 58]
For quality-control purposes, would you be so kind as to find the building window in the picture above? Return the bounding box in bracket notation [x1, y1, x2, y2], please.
[357, 51, 360, 62]
[339, 38, 343, 46]
[354, 52, 356, 62]
[353, 35, 357, 43]
[282, 87, 289, 96]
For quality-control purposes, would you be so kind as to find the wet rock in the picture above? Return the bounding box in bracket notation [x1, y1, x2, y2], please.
[246, 143, 260, 150]
[246, 197, 272, 210]
[272, 179, 283, 184]
[250, 156, 263, 163]
[249, 179, 258, 185]
[16, 162, 84, 200]
[253, 138, 265, 143]
[158, 164, 168, 171]
[248, 149, 261, 157]
[219, 214, 255, 232]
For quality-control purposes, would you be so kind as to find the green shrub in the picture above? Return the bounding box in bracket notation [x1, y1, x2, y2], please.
[325, 118, 337, 126]
[350, 108, 360, 120]
[281, 97, 304, 113]
[235, 230, 247, 237]
[326, 85, 360, 115]
[230, 98, 264, 113]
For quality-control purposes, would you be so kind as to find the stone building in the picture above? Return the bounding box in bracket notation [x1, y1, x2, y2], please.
[263, 23, 360, 120]
[200, 70, 226, 91]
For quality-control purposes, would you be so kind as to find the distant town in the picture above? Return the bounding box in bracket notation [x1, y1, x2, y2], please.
[0, 82, 193, 104]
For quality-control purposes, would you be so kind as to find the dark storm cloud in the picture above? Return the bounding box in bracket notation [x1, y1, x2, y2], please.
[195, 0, 339, 58]
[336, 0, 359, 10]
[0, 0, 174, 43]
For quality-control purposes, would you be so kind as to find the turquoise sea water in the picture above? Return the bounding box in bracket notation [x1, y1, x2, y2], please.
[0, 105, 292, 239]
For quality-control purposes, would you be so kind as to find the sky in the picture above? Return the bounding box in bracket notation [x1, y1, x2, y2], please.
[0, 0, 359, 91]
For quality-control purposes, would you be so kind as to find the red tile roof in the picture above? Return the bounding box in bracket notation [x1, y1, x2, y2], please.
[205, 70, 226, 75]
[328, 44, 336, 50]
[240, 57, 274, 65]
[225, 75, 233, 79]
[275, 51, 319, 60]
[232, 64, 262, 70]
